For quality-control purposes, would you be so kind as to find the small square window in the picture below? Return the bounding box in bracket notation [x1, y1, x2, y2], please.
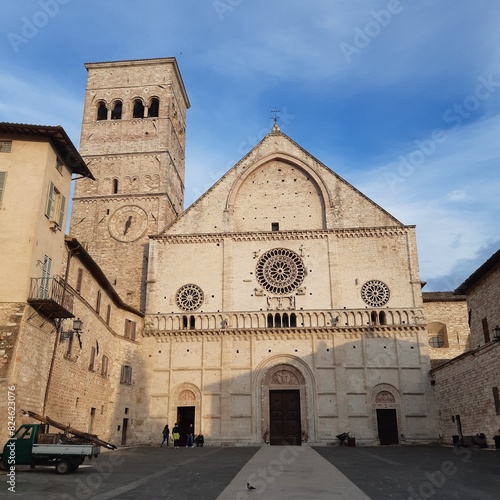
[271, 222, 279, 231]
[0, 141, 12, 153]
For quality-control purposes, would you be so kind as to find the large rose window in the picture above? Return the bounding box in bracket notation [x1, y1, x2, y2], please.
[256, 248, 305, 295]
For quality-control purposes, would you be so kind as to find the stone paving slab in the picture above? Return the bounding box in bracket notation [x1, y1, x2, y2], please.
[2, 445, 500, 499]
[217, 446, 370, 500]
[314, 445, 500, 500]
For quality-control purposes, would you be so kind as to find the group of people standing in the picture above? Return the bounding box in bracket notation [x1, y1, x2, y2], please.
[161, 423, 204, 448]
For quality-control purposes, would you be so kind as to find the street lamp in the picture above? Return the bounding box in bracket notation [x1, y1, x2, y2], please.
[493, 325, 500, 340]
[60, 318, 83, 342]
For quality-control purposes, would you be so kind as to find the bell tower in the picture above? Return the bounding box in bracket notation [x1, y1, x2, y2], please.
[71, 58, 190, 311]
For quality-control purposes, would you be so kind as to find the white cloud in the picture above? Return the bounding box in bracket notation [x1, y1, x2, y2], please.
[0, 70, 82, 143]
[1, 0, 499, 291]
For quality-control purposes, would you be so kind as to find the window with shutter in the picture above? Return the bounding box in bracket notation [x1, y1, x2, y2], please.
[45, 181, 66, 229]
[0, 172, 6, 207]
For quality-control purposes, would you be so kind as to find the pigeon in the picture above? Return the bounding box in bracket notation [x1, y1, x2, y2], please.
[247, 483, 256, 491]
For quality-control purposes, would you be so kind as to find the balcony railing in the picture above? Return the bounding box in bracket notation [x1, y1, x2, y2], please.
[145, 307, 426, 333]
[27, 277, 74, 319]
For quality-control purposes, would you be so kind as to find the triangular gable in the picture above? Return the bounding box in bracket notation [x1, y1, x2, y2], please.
[158, 128, 404, 236]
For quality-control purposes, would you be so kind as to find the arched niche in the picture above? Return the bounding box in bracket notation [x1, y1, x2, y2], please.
[254, 355, 316, 444]
[225, 154, 331, 231]
[369, 383, 404, 444]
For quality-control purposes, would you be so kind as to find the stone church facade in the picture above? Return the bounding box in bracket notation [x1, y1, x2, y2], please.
[141, 124, 437, 446]
[68, 57, 441, 446]
[5, 57, 475, 447]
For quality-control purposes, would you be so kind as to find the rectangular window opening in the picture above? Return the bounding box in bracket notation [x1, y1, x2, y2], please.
[76, 268, 83, 293]
[45, 181, 66, 229]
[89, 346, 96, 371]
[0, 171, 7, 207]
[101, 355, 109, 378]
[482, 318, 490, 343]
[0, 140, 12, 153]
[96, 290, 102, 314]
[493, 387, 500, 415]
[120, 365, 132, 384]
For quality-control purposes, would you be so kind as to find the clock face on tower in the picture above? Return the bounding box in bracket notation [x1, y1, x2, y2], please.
[108, 205, 148, 242]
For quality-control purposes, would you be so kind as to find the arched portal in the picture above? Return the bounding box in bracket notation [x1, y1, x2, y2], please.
[171, 383, 201, 447]
[255, 357, 315, 445]
[370, 384, 403, 445]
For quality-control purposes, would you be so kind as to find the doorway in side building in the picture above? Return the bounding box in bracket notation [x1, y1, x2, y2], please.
[177, 406, 195, 447]
[269, 390, 301, 445]
[376, 409, 399, 445]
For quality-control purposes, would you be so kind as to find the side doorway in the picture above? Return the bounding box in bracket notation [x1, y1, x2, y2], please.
[376, 409, 399, 445]
[177, 406, 195, 447]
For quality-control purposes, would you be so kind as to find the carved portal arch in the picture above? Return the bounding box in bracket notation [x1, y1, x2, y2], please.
[369, 383, 404, 441]
[170, 383, 201, 434]
[264, 364, 305, 386]
[178, 389, 196, 401]
[255, 356, 315, 444]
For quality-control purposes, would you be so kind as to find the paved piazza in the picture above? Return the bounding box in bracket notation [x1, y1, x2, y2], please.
[1, 445, 499, 499]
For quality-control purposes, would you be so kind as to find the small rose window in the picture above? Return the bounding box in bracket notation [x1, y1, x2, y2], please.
[361, 280, 390, 307]
[176, 284, 204, 311]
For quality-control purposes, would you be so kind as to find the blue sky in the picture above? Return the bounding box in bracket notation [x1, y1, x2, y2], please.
[1, 0, 499, 291]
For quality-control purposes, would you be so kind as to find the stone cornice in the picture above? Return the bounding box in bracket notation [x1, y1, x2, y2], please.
[149, 226, 413, 244]
[144, 324, 423, 340]
[73, 194, 163, 203]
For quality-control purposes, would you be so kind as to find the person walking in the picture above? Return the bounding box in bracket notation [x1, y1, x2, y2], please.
[172, 423, 180, 448]
[186, 423, 194, 447]
[161, 424, 170, 447]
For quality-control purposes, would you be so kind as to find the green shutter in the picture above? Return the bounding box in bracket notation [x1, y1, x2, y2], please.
[0, 172, 6, 206]
[57, 194, 66, 227]
[45, 181, 55, 219]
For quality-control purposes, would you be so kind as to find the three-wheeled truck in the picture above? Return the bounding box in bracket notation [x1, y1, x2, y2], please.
[0, 410, 116, 474]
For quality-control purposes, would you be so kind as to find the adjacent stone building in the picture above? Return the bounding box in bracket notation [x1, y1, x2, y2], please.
[422, 292, 470, 369]
[0, 124, 146, 446]
[431, 250, 500, 445]
[0, 123, 92, 442]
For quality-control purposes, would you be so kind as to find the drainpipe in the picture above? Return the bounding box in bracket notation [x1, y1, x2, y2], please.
[42, 243, 78, 415]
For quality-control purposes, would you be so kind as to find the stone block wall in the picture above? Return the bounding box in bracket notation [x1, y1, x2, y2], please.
[0, 303, 54, 444]
[431, 343, 500, 445]
[422, 292, 471, 368]
[138, 325, 438, 446]
[0, 245, 144, 446]
[466, 265, 500, 347]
